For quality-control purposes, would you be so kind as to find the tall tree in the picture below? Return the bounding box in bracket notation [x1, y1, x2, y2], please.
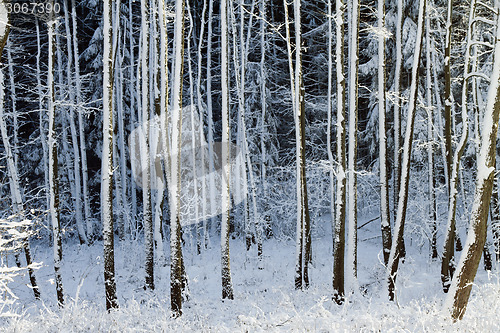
[332, 0, 346, 303]
[170, 0, 188, 315]
[0, 10, 40, 300]
[346, 0, 360, 291]
[378, 0, 391, 266]
[47, 7, 64, 307]
[441, 0, 475, 293]
[221, 0, 234, 300]
[141, 0, 154, 291]
[444, 0, 500, 320]
[102, 0, 118, 310]
[387, 0, 426, 301]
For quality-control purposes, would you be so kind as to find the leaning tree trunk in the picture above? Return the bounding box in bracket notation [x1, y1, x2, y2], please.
[444, 3, 500, 320]
[441, 0, 475, 293]
[387, 0, 426, 302]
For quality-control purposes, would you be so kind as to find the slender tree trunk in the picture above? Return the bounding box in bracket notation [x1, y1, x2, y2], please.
[444, 0, 454, 192]
[378, 0, 391, 266]
[170, 0, 188, 315]
[425, 7, 438, 260]
[387, 0, 426, 302]
[445, 8, 500, 319]
[102, 0, 118, 310]
[346, 0, 360, 292]
[441, 0, 476, 293]
[220, 0, 234, 301]
[333, 0, 346, 304]
[393, 0, 403, 220]
[141, 0, 154, 291]
[64, 0, 87, 245]
[47, 13, 64, 307]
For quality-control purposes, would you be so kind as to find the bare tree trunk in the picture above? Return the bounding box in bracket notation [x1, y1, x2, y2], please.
[220, 0, 234, 301]
[378, 0, 392, 266]
[102, 0, 118, 310]
[170, 0, 188, 315]
[47, 12, 64, 307]
[425, 2, 437, 260]
[333, 0, 346, 304]
[444, 0, 453, 192]
[141, 0, 154, 291]
[445, 8, 500, 319]
[387, 0, 426, 302]
[441, 0, 475, 293]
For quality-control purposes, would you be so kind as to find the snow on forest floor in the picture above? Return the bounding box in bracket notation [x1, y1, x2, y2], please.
[2, 215, 500, 332]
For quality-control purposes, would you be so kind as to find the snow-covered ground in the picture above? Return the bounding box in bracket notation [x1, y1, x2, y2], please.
[2, 215, 500, 332]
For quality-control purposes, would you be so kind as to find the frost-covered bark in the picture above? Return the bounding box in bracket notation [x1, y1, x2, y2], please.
[71, 0, 92, 240]
[170, 0, 188, 314]
[47, 13, 64, 307]
[102, 0, 118, 310]
[0, 42, 40, 300]
[346, 0, 360, 293]
[332, 0, 346, 303]
[284, 0, 311, 290]
[392, 0, 403, 218]
[63, 1, 87, 245]
[443, 0, 453, 189]
[378, 0, 391, 266]
[444, 2, 500, 320]
[220, 0, 234, 301]
[141, 0, 154, 291]
[387, 0, 426, 302]
[327, 0, 335, 262]
[441, 0, 475, 292]
[425, 6, 437, 260]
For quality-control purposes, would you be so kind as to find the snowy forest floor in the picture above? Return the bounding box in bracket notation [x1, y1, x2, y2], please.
[2, 214, 500, 332]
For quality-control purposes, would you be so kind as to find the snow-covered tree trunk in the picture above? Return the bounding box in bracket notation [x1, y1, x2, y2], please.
[441, 0, 476, 292]
[0, 31, 40, 301]
[392, 0, 403, 219]
[333, 0, 346, 303]
[63, 0, 87, 245]
[425, 6, 437, 260]
[36, 18, 50, 235]
[141, 0, 154, 291]
[378, 0, 391, 266]
[102, 0, 118, 310]
[170, 0, 188, 314]
[326, 0, 335, 267]
[220, 0, 234, 301]
[443, 0, 453, 191]
[345, 0, 360, 294]
[206, 0, 217, 234]
[387, 0, 426, 302]
[70, 0, 92, 241]
[196, 0, 208, 250]
[444, 1, 500, 320]
[128, 0, 138, 234]
[47, 12, 64, 307]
